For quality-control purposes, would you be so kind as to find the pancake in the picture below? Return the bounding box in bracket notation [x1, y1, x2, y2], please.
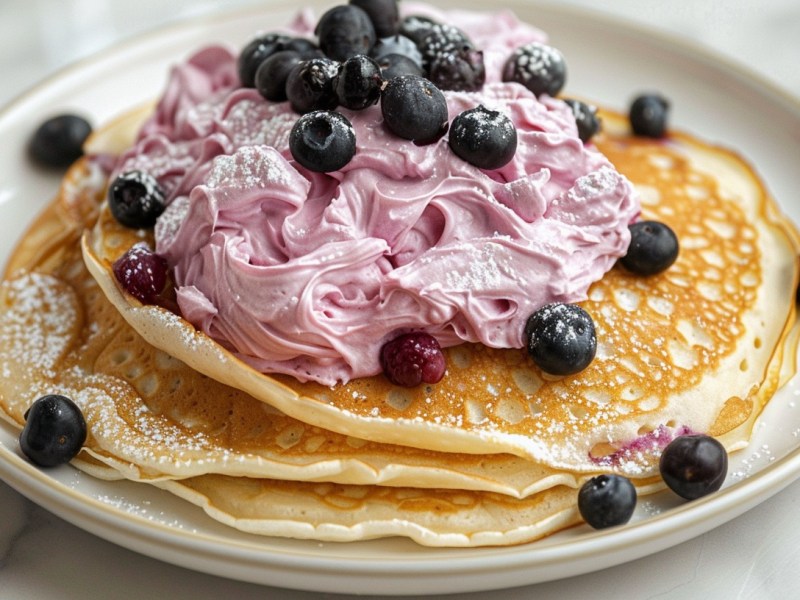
[83, 109, 800, 476]
[2, 106, 797, 546]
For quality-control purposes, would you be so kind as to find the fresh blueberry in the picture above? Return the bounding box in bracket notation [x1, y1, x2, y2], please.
[20, 395, 87, 468]
[380, 332, 446, 387]
[503, 42, 567, 97]
[283, 37, 320, 56]
[255, 50, 306, 102]
[335, 55, 383, 110]
[630, 94, 669, 138]
[398, 14, 438, 46]
[449, 105, 517, 170]
[381, 75, 448, 144]
[525, 303, 597, 376]
[659, 435, 728, 500]
[376, 53, 424, 79]
[620, 220, 679, 275]
[370, 34, 423, 68]
[108, 171, 166, 229]
[428, 47, 485, 92]
[578, 474, 637, 529]
[417, 24, 473, 72]
[316, 5, 376, 62]
[289, 110, 356, 173]
[237, 33, 292, 88]
[350, 0, 399, 38]
[112, 243, 169, 305]
[285, 57, 341, 114]
[28, 114, 92, 168]
[563, 98, 600, 143]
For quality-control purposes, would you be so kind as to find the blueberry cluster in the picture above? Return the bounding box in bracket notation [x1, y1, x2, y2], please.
[241, 2, 487, 105]
[237, 1, 528, 173]
[578, 433, 728, 530]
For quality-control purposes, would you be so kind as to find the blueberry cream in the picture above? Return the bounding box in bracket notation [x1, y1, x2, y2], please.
[108, 2, 640, 386]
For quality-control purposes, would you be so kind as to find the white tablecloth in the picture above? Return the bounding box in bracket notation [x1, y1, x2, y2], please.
[1, 1, 798, 598]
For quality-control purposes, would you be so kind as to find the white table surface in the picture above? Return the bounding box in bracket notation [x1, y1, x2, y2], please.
[1, 1, 799, 598]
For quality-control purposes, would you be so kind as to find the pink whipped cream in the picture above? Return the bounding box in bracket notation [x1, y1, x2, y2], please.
[112, 4, 640, 385]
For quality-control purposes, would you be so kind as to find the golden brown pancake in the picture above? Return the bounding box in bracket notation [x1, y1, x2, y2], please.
[83, 110, 800, 476]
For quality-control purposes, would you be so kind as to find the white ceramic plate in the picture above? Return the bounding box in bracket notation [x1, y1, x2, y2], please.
[1, 1, 799, 595]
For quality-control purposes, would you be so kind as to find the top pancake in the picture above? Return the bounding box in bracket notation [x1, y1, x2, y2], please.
[82, 108, 800, 474]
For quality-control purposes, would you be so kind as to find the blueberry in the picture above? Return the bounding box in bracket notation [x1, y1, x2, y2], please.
[289, 110, 356, 173]
[449, 105, 517, 170]
[563, 98, 600, 143]
[237, 33, 292, 88]
[350, 0, 399, 38]
[381, 75, 448, 144]
[578, 474, 637, 529]
[630, 94, 669, 138]
[428, 47, 485, 92]
[398, 15, 438, 46]
[283, 37, 320, 56]
[503, 42, 567, 97]
[525, 303, 597, 376]
[108, 171, 166, 229]
[255, 50, 306, 102]
[20, 395, 87, 468]
[370, 35, 423, 68]
[28, 114, 92, 168]
[659, 434, 728, 500]
[316, 5, 376, 62]
[380, 332, 446, 387]
[112, 243, 169, 305]
[620, 220, 679, 276]
[376, 53, 424, 79]
[335, 55, 383, 110]
[417, 24, 473, 72]
[285, 57, 341, 114]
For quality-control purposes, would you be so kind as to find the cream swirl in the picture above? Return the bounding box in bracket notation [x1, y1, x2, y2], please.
[113, 6, 640, 385]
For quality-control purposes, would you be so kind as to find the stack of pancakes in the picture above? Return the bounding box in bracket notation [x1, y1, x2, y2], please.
[0, 103, 797, 546]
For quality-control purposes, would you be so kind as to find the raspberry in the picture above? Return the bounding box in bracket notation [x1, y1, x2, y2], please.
[112, 243, 168, 305]
[380, 332, 446, 387]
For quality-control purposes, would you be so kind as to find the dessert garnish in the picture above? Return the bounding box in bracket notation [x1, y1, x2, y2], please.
[577, 474, 637, 529]
[448, 104, 518, 169]
[621, 220, 680, 276]
[335, 55, 384, 110]
[351, 0, 400, 38]
[563, 98, 600, 143]
[524, 303, 597, 376]
[28, 114, 92, 169]
[289, 110, 357, 172]
[629, 93, 670, 138]
[286, 56, 341, 113]
[316, 4, 377, 61]
[659, 434, 729, 500]
[19, 395, 87, 467]
[380, 331, 446, 387]
[112, 243, 169, 305]
[107, 170, 166, 229]
[237, 33, 319, 88]
[380, 73, 449, 142]
[502, 41, 567, 97]
[255, 49, 318, 102]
